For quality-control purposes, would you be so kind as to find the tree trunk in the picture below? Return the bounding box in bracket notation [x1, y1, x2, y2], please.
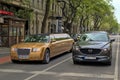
[41, 0, 51, 33]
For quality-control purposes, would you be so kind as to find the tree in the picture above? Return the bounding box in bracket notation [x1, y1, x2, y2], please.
[41, 0, 51, 33]
[58, 0, 81, 33]
[75, 0, 117, 33]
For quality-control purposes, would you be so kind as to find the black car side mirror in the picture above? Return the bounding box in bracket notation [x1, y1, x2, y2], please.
[110, 39, 115, 43]
[74, 37, 80, 42]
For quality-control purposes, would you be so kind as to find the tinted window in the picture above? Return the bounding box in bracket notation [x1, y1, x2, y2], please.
[54, 34, 71, 41]
[80, 32, 109, 42]
[24, 34, 50, 43]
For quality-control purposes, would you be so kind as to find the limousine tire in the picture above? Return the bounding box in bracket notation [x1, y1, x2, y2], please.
[43, 49, 50, 64]
[11, 60, 18, 63]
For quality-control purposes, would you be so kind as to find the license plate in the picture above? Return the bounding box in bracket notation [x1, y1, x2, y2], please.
[85, 57, 96, 59]
[18, 55, 29, 59]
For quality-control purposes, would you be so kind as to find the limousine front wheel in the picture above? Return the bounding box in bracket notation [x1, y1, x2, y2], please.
[43, 49, 50, 64]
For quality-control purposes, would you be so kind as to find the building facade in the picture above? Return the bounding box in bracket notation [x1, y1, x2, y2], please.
[0, 0, 63, 47]
[0, 0, 27, 47]
[29, 0, 63, 34]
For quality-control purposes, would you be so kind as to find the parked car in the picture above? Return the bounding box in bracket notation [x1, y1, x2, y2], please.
[72, 31, 115, 65]
[69, 33, 81, 41]
[11, 33, 74, 64]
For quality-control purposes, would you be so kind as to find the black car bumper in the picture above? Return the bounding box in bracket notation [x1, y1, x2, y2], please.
[72, 55, 111, 63]
[72, 50, 111, 63]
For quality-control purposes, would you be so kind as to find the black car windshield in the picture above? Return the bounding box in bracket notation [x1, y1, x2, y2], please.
[79, 33, 109, 42]
[24, 35, 50, 43]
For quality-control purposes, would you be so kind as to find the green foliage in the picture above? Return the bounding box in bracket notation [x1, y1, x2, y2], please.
[2, 0, 32, 19]
[15, 9, 31, 19]
[71, 0, 119, 33]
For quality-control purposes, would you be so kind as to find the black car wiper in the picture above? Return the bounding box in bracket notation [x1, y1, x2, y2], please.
[88, 39, 94, 41]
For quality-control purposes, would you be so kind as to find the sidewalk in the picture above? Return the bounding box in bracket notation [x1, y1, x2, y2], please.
[0, 47, 11, 64]
[0, 47, 10, 53]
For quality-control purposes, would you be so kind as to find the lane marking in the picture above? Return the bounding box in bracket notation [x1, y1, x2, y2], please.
[0, 69, 114, 79]
[24, 57, 71, 80]
[114, 35, 119, 80]
[0, 69, 26, 73]
[59, 72, 114, 79]
[0, 56, 11, 64]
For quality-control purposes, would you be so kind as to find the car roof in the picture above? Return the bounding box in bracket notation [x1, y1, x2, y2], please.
[27, 33, 69, 36]
[83, 31, 107, 34]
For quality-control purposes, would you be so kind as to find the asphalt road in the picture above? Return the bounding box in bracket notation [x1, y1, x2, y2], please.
[0, 35, 119, 80]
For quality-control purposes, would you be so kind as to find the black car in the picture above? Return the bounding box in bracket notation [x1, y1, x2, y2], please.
[72, 31, 115, 65]
[70, 33, 81, 41]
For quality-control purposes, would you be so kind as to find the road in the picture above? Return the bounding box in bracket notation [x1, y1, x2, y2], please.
[0, 35, 119, 80]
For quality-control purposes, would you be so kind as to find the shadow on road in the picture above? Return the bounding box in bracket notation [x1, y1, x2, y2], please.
[73, 62, 111, 67]
[11, 52, 71, 65]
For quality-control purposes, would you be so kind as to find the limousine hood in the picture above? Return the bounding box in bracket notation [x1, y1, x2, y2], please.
[78, 41, 109, 49]
[12, 42, 49, 48]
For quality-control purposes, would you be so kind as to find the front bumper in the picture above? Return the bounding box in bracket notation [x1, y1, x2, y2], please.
[10, 51, 44, 61]
[72, 50, 111, 63]
[72, 55, 111, 62]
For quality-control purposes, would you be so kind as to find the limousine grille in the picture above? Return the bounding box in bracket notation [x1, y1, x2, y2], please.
[80, 48, 101, 55]
[17, 48, 30, 55]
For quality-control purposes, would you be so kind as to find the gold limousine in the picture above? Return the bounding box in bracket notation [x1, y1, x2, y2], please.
[10, 33, 74, 64]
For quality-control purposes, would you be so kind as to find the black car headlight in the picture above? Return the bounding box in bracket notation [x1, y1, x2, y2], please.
[73, 45, 80, 51]
[103, 48, 109, 53]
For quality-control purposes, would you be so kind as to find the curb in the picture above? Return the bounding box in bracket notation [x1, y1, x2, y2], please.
[0, 48, 10, 54]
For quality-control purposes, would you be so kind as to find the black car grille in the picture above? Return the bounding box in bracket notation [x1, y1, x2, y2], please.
[80, 48, 101, 55]
[17, 49, 30, 55]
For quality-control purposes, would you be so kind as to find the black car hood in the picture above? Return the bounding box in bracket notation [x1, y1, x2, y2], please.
[78, 41, 109, 49]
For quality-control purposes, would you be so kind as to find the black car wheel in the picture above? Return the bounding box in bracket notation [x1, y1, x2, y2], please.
[43, 49, 50, 64]
[105, 60, 112, 65]
[72, 58, 78, 64]
[73, 60, 78, 64]
[106, 56, 112, 65]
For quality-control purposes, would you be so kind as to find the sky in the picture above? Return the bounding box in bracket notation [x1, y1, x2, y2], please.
[111, 0, 120, 23]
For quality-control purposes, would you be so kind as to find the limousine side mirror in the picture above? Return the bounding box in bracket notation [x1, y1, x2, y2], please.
[21, 39, 24, 42]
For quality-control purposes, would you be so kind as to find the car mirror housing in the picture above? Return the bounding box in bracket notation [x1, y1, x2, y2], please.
[21, 39, 24, 42]
[110, 39, 115, 43]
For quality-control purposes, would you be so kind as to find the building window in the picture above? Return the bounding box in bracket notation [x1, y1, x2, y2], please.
[41, 0, 44, 10]
[37, 0, 39, 9]
[52, 3, 54, 10]
[32, 0, 35, 8]
[0, 4, 2, 10]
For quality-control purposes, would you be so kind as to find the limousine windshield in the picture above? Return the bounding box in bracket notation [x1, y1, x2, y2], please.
[24, 35, 50, 43]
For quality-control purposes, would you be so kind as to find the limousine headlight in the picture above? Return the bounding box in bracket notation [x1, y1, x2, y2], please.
[32, 48, 40, 52]
[11, 48, 17, 52]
